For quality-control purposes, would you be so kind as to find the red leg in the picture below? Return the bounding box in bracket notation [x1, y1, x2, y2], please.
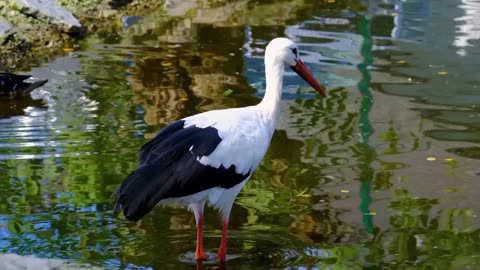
[218, 221, 228, 261]
[195, 215, 208, 260]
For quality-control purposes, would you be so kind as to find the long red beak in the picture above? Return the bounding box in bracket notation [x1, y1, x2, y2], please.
[291, 59, 327, 97]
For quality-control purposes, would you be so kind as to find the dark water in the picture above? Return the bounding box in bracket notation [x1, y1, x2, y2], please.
[1, 0, 480, 269]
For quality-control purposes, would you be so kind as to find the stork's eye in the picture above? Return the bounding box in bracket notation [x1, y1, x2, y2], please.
[291, 48, 298, 57]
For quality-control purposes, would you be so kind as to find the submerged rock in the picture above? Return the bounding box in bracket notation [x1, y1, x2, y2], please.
[0, 253, 105, 270]
[121, 15, 142, 29]
[14, 0, 85, 35]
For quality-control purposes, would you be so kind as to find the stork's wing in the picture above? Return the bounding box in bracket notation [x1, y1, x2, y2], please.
[113, 120, 251, 221]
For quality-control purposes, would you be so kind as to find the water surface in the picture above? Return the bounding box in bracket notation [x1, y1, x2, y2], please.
[1, 0, 480, 269]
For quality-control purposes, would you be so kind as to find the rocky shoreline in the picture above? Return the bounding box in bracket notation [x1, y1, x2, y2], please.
[0, 0, 309, 71]
[0, 0, 165, 70]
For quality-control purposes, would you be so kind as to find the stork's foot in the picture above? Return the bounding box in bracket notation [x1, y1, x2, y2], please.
[179, 251, 239, 264]
[217, 248, 227, 262]
[195, 252, 209, 261]
[179, 251, 216, 263]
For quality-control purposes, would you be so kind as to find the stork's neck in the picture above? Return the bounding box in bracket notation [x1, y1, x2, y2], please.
[258, 59, 284, 129]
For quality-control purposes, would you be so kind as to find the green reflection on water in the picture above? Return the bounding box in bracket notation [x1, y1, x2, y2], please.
[356, 15, 374, 235]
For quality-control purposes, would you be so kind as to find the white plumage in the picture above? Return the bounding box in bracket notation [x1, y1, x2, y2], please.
[186, 107, 271, 175]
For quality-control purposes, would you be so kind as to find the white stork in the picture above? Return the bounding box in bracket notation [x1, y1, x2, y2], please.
[113, 37, 327, 261]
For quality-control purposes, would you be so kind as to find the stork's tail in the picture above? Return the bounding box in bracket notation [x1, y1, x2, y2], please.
[112, 171, 147, 221]
[113, 165, 173, 221]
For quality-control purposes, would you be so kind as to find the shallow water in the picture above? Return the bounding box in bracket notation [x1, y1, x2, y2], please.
[1, 0, 480, 269]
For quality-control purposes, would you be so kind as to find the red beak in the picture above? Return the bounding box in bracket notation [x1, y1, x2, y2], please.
[291, 59, 327, 97]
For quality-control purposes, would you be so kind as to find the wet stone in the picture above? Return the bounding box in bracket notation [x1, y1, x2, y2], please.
[122, 15, 142, 29]
[0, 17, 13, 42]
[14, 0, 85, 35]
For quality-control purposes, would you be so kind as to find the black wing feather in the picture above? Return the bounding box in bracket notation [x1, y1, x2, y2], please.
[113, 120, 250, 221]
[138, 120, 185, 162]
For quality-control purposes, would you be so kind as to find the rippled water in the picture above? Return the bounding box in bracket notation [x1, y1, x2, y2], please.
[1, 0, 480, 269]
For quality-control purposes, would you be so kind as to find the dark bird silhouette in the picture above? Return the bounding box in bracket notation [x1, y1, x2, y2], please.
[0, 72, 48, 98]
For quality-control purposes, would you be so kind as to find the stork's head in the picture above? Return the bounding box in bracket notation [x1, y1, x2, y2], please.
[265, 38, 327, 97]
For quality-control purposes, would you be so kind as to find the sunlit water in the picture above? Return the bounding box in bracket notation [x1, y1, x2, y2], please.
[1, 0, 480, 269]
